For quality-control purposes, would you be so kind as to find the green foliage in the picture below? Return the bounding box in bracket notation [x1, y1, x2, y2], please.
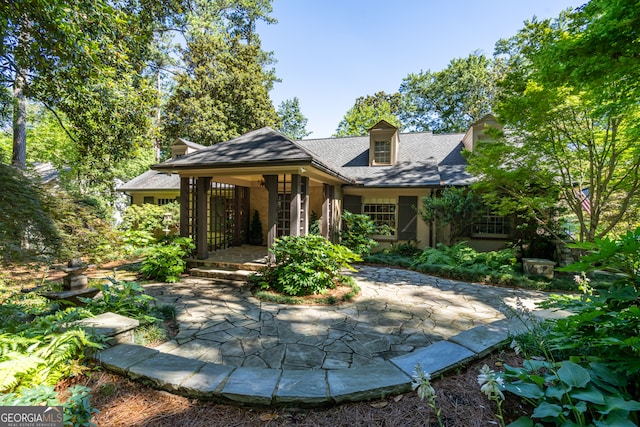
[46, 189, 123, 263]
[413, 242, 517, 274]
[508, 229, 640, 426]
[334, 92, 402, 137]
[340, 210, 390, 256]
[559, 227, 640, 284]
[501, 360, 640, 427]
[421, 187, 484, 244]
[140, 236, 195, 283]
[0, 384, 99, 427]
[0, 325, 101, 393]
[162, 32, 279, 147]
[249, 210, 263, 245]
[546, 287, 640, 376]
[399, 52, 500, 133]
[4, 0, 176, 170]
[253, 235, 361, 297]
[309, 211, 320, 235]
[488, 6, 640, 242]
[0, 163, 61, 262]
[82, 278, 159, 326]
[277, 97, 311, 139]
[120, 202, 180, 239]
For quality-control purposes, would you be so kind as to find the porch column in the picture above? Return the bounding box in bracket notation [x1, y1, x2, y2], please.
[322, 184, 335, 241]
[196, 176, 211, 259]
[179, 177, 190, 238]
[263, 175, 278, 258]
[290, 174, 309, 236]
[301, 176, 309, 236]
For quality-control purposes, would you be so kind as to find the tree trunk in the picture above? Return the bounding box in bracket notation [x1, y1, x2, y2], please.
[12, 16, 30, 170]
[155, 70, 161, 162]
[12, 70, 27, 169]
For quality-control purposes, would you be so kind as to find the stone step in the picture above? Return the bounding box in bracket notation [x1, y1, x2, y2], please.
[188, 266, 255, 283]
[187, 259, 264, 272]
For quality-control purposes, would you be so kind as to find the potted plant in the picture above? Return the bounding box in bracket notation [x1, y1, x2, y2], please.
[249, 210, 263, 245]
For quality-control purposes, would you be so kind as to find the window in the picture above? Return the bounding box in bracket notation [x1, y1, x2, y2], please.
[472, 212, 510, 237]
[363, 197, 396, 236]
[373, 140, 391, 164]
[143, 196, 154, 204]
[157, 198, 177, 206]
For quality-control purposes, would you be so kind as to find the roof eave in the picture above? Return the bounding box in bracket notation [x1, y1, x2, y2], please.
[152, 159, 356, 184]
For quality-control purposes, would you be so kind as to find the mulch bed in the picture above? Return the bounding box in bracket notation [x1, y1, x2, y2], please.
[73, 350, 532, 427]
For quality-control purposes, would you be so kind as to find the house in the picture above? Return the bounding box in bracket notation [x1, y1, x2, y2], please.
[117, 138, 205, 205]
[122, 115, 505, 259]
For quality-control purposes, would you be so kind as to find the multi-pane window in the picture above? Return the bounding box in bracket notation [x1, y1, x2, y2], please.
[373, 140, 391, 164]
[363, 197, 396, 236]
[157, 197, 178, 206]
[472, 212, 510, 237]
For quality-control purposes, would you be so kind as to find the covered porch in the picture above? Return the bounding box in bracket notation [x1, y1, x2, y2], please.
[152, 127, 354, 259]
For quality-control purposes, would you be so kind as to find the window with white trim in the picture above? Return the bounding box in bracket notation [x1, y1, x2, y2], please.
[363, 197, 396, 236]
[373, 140, 391, 164]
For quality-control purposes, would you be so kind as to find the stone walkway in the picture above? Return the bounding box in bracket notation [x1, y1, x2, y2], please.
[97, 265, 560, 406]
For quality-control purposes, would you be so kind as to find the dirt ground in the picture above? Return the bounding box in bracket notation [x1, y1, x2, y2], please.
[72, 350, 531, 427]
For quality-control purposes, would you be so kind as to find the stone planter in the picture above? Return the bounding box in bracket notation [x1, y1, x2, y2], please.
[522, 258, 556, 279]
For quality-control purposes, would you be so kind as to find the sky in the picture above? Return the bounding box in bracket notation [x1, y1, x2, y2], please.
[256, 0, 585, 139]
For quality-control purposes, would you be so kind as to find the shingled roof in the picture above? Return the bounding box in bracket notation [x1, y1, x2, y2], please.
[153, 127, 354, 182]
[117, 170, 180, 191]
[298, 131, 473, 187]
[147, 125, 473, 188]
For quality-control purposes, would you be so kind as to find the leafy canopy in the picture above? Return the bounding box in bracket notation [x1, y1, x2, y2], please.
[399, 52, 501, 133]
[277, 97, 310, 140]
[469, 5, 640, 243]
[162, 32, 278, 146]
[334, 92, 402, 137]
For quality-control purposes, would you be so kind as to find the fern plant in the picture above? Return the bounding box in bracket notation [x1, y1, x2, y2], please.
[0, 328, 101, 393]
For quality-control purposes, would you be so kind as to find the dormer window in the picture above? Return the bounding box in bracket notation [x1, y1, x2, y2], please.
[374, 140, 391, 164]
[368, 120, 399, 166]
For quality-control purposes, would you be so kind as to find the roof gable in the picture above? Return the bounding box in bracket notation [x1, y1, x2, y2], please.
[170, 138, 206, 150]
[159, 127, 313, 168]
[367, 120, 398, 132]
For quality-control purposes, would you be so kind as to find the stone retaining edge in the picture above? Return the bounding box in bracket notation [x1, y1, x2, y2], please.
[94, 315, 530, 408]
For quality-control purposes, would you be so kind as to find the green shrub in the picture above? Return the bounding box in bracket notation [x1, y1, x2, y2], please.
[412, 242, 517, 273]
[506, 230, 640, 427]
[120, 203, 180, 236]
[253, 235, 361, 296]
[502, 359, 640, 427]
[340, 210, 390, 256]
[560, 226, 640, 284]
[0, 305, 102, 394]
[249, 210, 263, 245]
[140, 236, 195, 283]
[0, 384, 99, 426]
[48, 190, 124, 264]
[82, 278, 159, 326]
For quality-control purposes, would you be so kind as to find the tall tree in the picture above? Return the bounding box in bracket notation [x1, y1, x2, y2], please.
[277, 97, 310, 140]
[0, 0, 182, 169]
[399, 52, 501, 133]
[162, 32, 278, 145]
[160, 0, 277, 148]
[334, 91, 402, 137]
[469, 5, 640, 243]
